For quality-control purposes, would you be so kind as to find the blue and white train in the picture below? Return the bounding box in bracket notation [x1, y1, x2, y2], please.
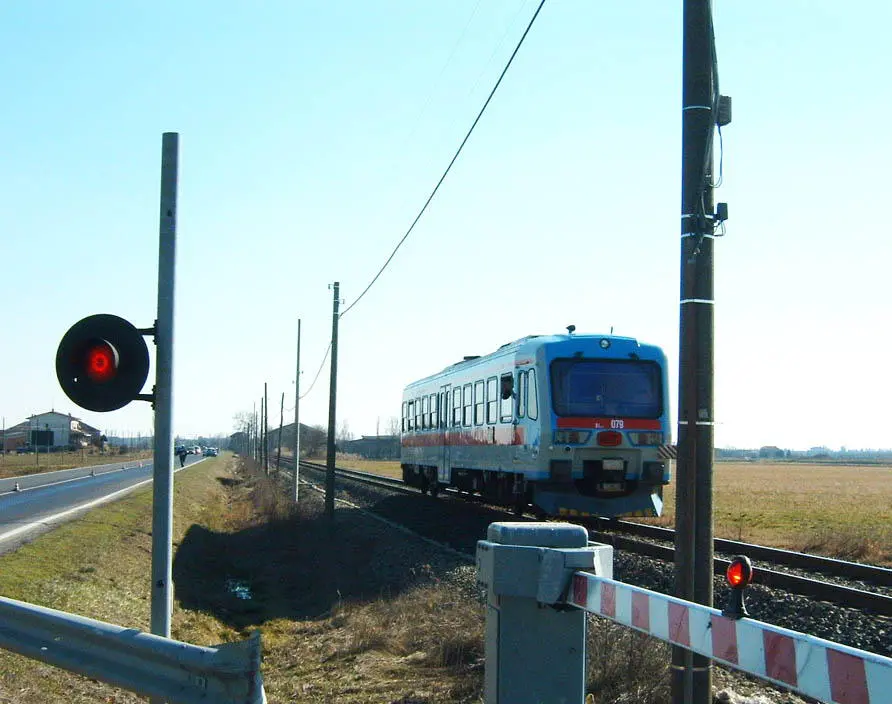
[400, 330, 673, 518]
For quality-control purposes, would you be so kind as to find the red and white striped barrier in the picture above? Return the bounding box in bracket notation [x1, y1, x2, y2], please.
[568, 572, 892, 704]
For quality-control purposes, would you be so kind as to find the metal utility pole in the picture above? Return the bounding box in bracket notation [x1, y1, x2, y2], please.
[150, 131, 178, 640]
[673, 2, 720, 703]
[293, 319, 301, 502]
[263, 383, 269, 475]
[275, 392, 284, 472]
[325, 282, 340, 520]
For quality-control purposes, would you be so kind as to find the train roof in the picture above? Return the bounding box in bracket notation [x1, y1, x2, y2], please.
[404, 331, 656, 390]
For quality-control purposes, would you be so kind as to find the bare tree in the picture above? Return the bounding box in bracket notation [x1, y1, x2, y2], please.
[303, 424, 327, 458]
[386, 416, 401, 437]
[336, 420, 354, 444]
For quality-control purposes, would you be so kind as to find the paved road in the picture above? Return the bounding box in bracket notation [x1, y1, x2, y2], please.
[0, 455, 205, 553]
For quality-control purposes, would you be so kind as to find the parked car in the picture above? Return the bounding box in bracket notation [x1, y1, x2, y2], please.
[204, 447, 218, 457]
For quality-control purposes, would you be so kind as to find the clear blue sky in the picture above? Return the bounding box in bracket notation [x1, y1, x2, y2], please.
[2, 1, 889, 451]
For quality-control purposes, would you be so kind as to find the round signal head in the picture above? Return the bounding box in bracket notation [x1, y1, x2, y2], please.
[726, 555, 754, 589]
[56, 314, 150, 412]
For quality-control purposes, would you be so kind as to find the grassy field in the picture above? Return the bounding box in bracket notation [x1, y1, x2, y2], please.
[653, 461, 892, 565]
[0, 449, 152, 480]
[338, 457, 892, 566]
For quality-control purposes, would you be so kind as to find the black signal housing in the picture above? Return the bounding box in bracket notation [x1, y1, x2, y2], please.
[722, 555, 754, 620]
[56, 314, 151, 412]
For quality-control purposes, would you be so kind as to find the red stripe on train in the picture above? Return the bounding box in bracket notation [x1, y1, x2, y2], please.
[556, 417, 662, 430]
[401, 427, 525, 447]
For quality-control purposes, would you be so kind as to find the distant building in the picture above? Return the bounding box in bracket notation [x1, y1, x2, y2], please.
[2, 411, 102, 451]
[808, 446, 832, 458]
[340, 435, 399, 460]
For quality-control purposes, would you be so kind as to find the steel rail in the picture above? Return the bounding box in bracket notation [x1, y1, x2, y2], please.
[595, 518, 892, 587]
[274, 458, 892, 615]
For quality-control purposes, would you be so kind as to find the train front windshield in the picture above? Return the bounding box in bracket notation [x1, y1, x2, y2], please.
[550, 359, 662, 418]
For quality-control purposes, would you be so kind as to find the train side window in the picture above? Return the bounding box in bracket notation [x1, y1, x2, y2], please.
[453, 388, 462, 426]
[401, 402, 407, 432]
[421, 395, 429, 429]
[415, 398, 422, 429]
[528, 368, 538, 420]
[518, 372, 527, 418]
[432, 393, 439, 429]
[486, 376, 498, 424]
[462, 384, 472, 426]
[407, 400, 414, 430]
[499, 373, 514, 422]
[474, 380, 485, 425]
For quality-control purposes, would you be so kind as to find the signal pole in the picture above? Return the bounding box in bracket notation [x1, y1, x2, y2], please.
[263, 383, 269, 475]
[673, 2, 719, 703]
[293, 318, 301, 502]
[276, 392, 284, 472]
[150, 132, 178, 640]
[325, 282, 340, 520]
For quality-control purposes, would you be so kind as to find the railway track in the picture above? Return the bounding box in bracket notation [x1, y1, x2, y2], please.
[274, 457, 892, 617]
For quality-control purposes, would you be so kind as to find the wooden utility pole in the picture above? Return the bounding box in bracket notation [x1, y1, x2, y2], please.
[293, 319, 301, 503]
[325, 283, 340, 520]
[263, 384, 269, 475]
[673, 1, 722, 703]
[276, 392, 284, 473]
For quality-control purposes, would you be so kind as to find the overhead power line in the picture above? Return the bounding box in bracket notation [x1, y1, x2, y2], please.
[299, 342, 331, 401]
[339, 0, 548, 319]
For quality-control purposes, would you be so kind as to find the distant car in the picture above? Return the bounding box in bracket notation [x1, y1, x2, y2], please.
[204, 447, 218, 457]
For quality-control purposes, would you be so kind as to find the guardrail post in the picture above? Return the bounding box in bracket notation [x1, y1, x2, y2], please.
[476, 522, 613, 704]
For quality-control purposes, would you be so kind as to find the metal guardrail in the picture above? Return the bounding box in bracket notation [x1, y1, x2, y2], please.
[0, 595, 265, 704]
[477, 522, 892, 704]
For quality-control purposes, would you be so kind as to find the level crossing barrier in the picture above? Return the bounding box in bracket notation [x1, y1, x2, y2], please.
[0, 594, 265, 703]
[476, 522, 892, 704]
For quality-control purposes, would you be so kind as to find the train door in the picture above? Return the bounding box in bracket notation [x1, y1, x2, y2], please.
[439, 385, 450, 484]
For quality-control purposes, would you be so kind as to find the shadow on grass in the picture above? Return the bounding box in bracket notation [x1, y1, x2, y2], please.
[172, 498, 452, 629]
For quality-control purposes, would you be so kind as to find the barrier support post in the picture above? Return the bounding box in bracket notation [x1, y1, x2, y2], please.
[476, 522, 613, 704]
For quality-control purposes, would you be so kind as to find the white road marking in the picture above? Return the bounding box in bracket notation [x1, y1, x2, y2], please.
[0, 458, 206, 545]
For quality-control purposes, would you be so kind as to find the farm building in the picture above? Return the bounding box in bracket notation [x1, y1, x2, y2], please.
[340, 435, 399, 459]
[2, 411, 102, 451]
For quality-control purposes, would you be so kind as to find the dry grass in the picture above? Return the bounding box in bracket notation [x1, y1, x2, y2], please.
[336, 456, 402, 479]
[586, 620, 670, 704]
[647, 461, 892, 565]
[0, 454, 236, 703]
[0, 449, 152, 479]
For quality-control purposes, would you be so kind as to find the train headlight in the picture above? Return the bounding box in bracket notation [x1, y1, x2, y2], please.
[629, 432, 663, 446]
[553, 430, 591, 445]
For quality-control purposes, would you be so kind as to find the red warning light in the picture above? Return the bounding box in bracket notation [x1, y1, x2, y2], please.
[726, 556, 753, 589]
[86, 343, 117, 383]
